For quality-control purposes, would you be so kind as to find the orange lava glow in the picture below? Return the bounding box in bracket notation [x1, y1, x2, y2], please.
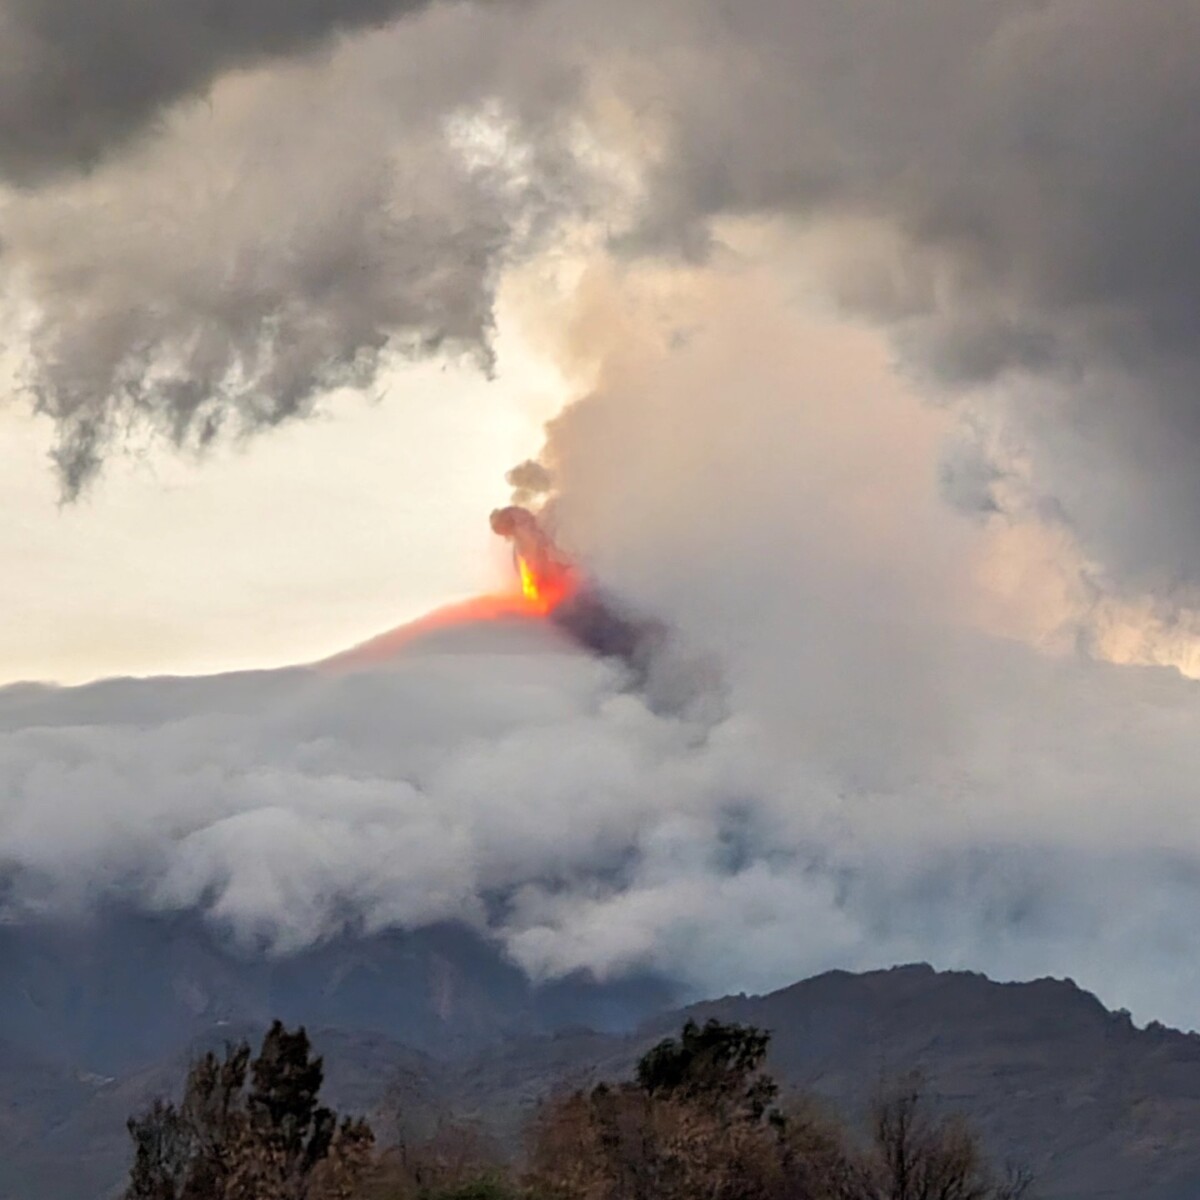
[319, 507, 578, 674]
[515, 553, 574, 615]
[518, 555, 540, 604]
[320, 559, 576, 673]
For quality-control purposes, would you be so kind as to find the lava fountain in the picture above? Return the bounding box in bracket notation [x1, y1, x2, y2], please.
[489, 505, 577, 615]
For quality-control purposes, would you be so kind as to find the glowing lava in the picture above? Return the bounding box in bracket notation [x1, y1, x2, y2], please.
[518, 555, 540, 605]
[319, 505, 577, 673]
[492, 506, 576, 615]
[514, 550, 573, 615]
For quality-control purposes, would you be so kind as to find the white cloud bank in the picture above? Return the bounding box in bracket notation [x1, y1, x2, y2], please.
[5, 545, 1200, 1033]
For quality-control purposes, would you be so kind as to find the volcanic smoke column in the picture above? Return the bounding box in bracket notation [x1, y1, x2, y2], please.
[490, 505, 664, 667]
[490, 505, 576, 614]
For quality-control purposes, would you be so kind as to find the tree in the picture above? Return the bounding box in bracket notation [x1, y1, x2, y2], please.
[361, 1120, 511, 1200]
[129, 1019, 1035, 1200]
[860, 1080, 1033, 1200]
[525, 1023, 1033, 1200]
[527, 1019, 850, 1200]
[124, 1022, 373, 1200]
[635, 1017, 779, 1118]
[126, 1042, 251, 1200]
[126, 1099, 190, 1200]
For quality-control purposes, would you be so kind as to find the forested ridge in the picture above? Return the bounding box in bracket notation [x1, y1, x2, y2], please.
[125, 1017, 1032, 1200]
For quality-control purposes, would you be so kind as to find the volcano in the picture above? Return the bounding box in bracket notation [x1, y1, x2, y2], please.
[324, 506, 658, 672]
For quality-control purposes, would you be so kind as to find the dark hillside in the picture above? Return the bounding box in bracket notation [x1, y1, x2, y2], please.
[4, 964, 1200, 1200]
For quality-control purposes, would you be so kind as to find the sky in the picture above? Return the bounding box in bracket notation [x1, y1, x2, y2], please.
[4, 0, 1200, 1029]
[0, 323, 560, 683]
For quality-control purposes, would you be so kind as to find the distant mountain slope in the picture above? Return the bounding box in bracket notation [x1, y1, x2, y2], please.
[416, 964, 1200, 1200]
[3, 963, 1200, 1200]
[686, 965, 1200, 1200]
[0, 914, 674, 1074]
[0, 1026, 442, 1200]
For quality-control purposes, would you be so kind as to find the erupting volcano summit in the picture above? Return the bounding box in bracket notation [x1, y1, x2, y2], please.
[489, 505, 576, 614]
[325, 504, 650, 672]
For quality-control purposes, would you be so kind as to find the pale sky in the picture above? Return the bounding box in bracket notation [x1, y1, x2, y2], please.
[0, 326, 566, 685]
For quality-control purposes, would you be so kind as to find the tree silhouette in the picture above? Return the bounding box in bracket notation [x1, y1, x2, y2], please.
[526, 1023, 1033, 1200]
[862, 1079, 1034, 1200]
[125, 1022, 372, 1200]
[636, 1017, 779, 1119]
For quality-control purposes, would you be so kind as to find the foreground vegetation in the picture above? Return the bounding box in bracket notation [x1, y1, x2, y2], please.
[126, 1018, 1032, 1200]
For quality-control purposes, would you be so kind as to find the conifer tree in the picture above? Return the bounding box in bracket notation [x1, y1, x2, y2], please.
[124, 1023, 373, 1200]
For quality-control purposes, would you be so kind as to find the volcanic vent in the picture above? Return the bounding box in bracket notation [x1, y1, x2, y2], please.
[325, 506, 657, 671]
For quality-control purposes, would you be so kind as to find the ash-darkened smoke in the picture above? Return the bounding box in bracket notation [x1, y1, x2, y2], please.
[491, 503, 666, 676]
[551, 588, 664, 676]
[489, 505, 569, 588]
[505, 459, 553, 505]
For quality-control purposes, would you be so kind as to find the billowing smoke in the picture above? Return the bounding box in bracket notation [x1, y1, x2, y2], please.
[0, 4, 584, 496]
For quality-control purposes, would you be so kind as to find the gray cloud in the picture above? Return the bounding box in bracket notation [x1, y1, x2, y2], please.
[0, 0, 475, 181]
[1, 5, 581, 496]
[10, 0, 1199, 570]
[599, 0, 1200, 591]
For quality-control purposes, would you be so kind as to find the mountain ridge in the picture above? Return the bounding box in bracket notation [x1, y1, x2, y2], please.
[3, 960, 1200, 1200]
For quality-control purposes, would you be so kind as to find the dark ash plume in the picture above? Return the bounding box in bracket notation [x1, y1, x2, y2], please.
[490, 504, 572, 588]
[551, 587, 664, 669]
[506, 459, 554, 505]
[491, 503, 667, 675]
